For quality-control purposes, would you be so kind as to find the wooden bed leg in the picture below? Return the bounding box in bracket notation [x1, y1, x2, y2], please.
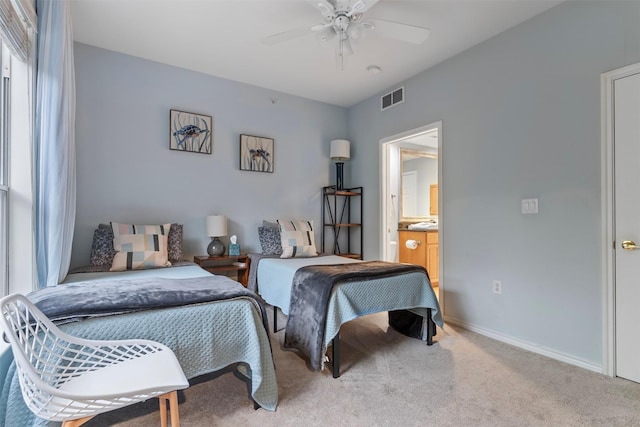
[332, 333, 340, 378]
[426, 308, 433, 346]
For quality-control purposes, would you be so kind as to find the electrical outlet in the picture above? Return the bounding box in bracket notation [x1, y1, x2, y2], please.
[493, 280, 502, 294]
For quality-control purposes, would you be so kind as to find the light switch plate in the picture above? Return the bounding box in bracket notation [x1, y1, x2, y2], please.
[521, 198, 538, 214]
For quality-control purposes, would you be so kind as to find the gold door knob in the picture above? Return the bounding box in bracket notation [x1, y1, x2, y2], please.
[622, 240, 640, 251]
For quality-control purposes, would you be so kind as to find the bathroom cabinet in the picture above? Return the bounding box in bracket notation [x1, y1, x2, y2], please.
[398, 230, 439, 286]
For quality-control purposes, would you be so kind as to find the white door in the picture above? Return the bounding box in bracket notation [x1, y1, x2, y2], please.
[615, 71, 640, 382]
[402, 171, 418, 217]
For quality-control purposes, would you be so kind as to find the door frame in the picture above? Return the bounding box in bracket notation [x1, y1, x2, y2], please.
[380, 121, 443, 301]
[601, 62, 640, 377]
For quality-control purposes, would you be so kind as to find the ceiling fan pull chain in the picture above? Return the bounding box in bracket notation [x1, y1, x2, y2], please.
[338, 33, 344, 71]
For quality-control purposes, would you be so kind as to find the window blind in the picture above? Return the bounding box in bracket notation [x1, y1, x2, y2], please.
[0, 0, 35, 62]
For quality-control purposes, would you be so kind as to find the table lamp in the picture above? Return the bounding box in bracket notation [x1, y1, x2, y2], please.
[206, 214, 227, 256]
[330, 139, 350, 190]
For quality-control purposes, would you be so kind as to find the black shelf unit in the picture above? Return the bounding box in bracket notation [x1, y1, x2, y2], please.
[322, 185, 363, 259]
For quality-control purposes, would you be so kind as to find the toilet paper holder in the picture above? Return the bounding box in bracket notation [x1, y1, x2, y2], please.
[405, 239, 421, 249]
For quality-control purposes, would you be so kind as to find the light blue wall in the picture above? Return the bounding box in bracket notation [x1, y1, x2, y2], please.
[72, 43, 348, 267]
[73, 1, 640, 367]
[348, 1, 640, 365]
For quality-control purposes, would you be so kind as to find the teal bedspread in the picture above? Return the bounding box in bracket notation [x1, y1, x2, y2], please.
[249, 254, 442, 371]
[0, 268, 278, 426]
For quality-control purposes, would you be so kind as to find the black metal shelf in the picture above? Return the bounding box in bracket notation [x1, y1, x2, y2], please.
[322, 185, 363, 259]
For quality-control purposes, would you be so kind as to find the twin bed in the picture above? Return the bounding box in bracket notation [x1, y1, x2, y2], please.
[1, 220, 442, 425]
[1, 262, 278, 426]
[249, 253, 442, 377]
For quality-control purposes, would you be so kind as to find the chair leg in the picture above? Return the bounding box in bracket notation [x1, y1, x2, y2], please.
[169, 390, 180, 427]
[62, 416, 95, 427]
[160, 393, 168, 427]
[159, 390, 181, 427]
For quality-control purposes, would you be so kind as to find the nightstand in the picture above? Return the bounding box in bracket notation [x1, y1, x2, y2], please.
[193, 255, 249, 287]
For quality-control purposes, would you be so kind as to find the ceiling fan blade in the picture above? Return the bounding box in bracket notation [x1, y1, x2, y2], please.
[347, 0, 379, 16]
[367, 18, 430, 44]
[310, 0, 336, 20]
[262, 26, 313, 45]
[346, 0, 365, 17]
[311, 22, 333, 32]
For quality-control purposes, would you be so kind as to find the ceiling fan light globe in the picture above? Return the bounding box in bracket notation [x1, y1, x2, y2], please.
[343, 38, 354, 55]
[347, 23, 364, 40]
[315, 28, 335, 46]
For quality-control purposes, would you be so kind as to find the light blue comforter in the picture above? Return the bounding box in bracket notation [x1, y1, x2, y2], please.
[249, 254, 442, 367]
[0, 265, 278, 426]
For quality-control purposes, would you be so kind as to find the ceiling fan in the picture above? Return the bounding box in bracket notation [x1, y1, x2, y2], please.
[262, 0, 430, 70]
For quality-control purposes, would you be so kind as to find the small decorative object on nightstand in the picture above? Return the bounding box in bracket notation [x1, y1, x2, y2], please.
[206, 214, 227, 256]
[228, 234, 241, 256]
[194, 255, 249, 287]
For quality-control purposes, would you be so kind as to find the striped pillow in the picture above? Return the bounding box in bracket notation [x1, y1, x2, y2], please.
[277, 219, 318, 258]
[110, 222, 172, 271]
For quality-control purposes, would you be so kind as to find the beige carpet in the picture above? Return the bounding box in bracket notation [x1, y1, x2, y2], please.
[86, 310, 640, 427]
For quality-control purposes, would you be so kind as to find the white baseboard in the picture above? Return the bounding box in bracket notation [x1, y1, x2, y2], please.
[443, 315, 602, 374]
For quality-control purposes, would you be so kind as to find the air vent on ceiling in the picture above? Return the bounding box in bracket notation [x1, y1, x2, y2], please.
[381, 86, 405, 111]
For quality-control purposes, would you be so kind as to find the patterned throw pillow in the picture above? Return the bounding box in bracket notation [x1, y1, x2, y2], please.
[258, 226, 282, 255]
[110, 222, 172, 271]
[99, 223, 183, 263]
[277, 219, 318, 258]
[89, 227, 117, 266]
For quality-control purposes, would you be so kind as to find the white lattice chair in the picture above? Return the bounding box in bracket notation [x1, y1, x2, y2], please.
[0, 293, 189, 427]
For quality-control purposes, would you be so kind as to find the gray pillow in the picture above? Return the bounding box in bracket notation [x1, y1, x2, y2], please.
[167, 224, 183, 262]
[262, 220, 280, 230]
[258, 226, 282, 255]
[89, 227, 116, 266]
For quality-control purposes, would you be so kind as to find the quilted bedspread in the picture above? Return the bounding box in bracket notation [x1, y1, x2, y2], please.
[248, 254, 442, 372]
[0, 272, 278, 426]
[284, 261, 437, 371]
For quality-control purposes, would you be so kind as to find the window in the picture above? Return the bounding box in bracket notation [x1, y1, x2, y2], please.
[0, 42, 8, 296]
[0, 0, 37, 296]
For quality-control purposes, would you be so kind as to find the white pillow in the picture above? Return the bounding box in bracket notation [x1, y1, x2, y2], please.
[110, 222, 172, 271]
[277, 219, 318, 258]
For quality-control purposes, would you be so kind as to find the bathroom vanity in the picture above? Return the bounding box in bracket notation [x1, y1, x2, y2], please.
[398, 229, 439, 286]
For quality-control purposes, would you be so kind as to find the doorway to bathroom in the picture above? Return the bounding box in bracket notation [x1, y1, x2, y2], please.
[380, 121, 442, 300]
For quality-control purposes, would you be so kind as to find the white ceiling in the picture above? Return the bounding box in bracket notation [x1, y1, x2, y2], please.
[70, 0, 563, 107]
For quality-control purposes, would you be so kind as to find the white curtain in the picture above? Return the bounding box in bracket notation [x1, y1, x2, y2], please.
[34, 0, 75, 287]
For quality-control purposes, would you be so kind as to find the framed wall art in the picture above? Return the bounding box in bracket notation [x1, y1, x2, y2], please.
[240, 134, 274, 173]
[169, 109, 212, 154]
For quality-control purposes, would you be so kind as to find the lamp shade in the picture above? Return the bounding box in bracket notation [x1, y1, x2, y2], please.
[206, 215, 227, 237]
[330, 139, 350, 161]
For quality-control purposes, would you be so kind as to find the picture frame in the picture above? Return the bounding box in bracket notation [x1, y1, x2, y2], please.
[169, 109, 212, 154]
[240, 134, 274, 173]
